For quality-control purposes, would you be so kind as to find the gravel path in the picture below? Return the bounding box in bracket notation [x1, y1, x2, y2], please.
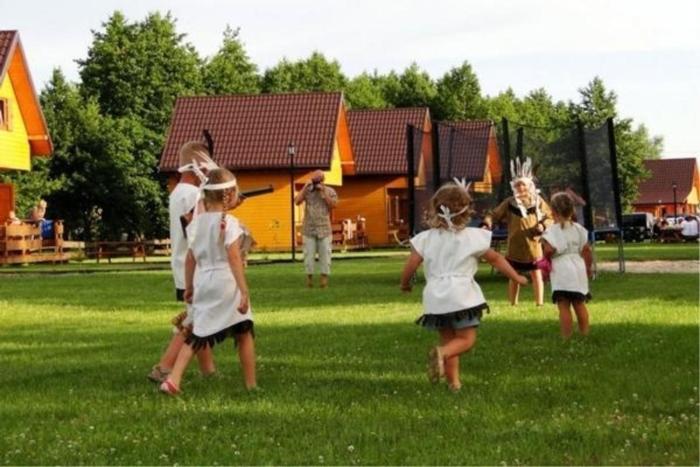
[597, 260, 698, 274]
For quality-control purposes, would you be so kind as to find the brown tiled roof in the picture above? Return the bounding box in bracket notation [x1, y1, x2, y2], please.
[160, 92, 344, 171]
[437, 121, 494, 180]
[0, 31, 18, 83]
[635, 158, 699, 204]
[347, 108, 429, 174]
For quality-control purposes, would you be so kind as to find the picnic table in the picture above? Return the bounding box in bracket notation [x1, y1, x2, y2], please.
[659, 226, 683, 243]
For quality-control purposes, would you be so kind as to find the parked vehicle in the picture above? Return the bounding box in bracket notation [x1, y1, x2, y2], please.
[622, 213, 654, 242]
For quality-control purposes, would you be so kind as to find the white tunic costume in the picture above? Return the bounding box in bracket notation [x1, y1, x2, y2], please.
[168, 183, 199, 290]
[410, 227, 492, 315]
[542, 222, 590, 299]
[187, 213, 253, 339]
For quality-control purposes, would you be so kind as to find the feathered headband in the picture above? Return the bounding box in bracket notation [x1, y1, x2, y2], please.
[437, 177, 472, 230]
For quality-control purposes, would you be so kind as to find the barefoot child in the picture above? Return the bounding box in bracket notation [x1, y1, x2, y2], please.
[160, 168, 256, 394]
[542, 192, 592, 339]
[400, 181, 528, 391]
[147, 141, 218, 383]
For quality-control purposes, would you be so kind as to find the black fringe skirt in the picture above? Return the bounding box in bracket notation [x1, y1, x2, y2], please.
[185, 320, 255, 351]
[552, 290, 592, 304]
[415, 303, 489, 330]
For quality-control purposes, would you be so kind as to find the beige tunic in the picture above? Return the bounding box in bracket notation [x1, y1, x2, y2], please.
[492, 196, 553, 263]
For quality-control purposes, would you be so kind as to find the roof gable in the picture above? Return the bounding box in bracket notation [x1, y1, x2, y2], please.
[160, 92, 345, 171]
[437, 121, 495, 180]
[635, 157, 699, 204]
[0, 30, 52, 156]
[347, 108, 429, 175]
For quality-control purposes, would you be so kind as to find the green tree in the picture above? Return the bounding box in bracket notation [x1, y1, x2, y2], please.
[0, 158, 63, 219]
[261, 52, 347, 93]
[385, 63, 436, 108]
[344, 72, 388, 109]
[202, 26, 260, 95]
[432, 61, 485, 120]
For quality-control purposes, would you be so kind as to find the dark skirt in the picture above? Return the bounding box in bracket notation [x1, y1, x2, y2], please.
[185, 320, 255, 351]
[175, 288, 185, 302]
[552, 290, 592, 304]
[507, 258, 538, 272]
[416, 303, 489, 330]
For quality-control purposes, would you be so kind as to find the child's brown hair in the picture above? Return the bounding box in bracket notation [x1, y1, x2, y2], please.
[179, 141, 211, 167]
[550, 192, 575, 227]
[425, 182, 472, 230]
[202, 168, 239, 244]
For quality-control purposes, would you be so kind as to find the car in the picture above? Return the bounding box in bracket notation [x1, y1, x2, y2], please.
[622, 212, 654, 242]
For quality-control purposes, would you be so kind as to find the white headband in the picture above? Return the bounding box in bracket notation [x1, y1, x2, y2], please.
[177, 160, 218, 174]
[438, 204, 470, 230]
[203, 180, 237, 191]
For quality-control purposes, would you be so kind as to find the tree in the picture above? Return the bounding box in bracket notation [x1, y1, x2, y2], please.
[432, 61, 485, 120]
[261, 52, 347, 93]
[344, 72, 388, 109]
[202, 26, 260, 95]
[385, 63, 436, 108]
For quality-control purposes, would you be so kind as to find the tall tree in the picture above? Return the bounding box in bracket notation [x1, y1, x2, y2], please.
[344, 72, 388, 109]
[432, 61, 485, 121]
[385, 63, 436, 108]
[261, 52, 347, 93]
[202, 26, 260, 95]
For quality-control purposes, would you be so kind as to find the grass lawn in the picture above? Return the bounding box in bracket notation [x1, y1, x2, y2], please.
[595, 242, 698, 262]
[0, 257, 698, 465]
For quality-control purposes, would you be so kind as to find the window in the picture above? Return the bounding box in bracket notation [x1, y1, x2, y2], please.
[0, 98, 9, 130]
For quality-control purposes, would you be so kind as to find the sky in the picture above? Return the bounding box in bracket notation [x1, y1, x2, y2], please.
[4, 0, 699, 158]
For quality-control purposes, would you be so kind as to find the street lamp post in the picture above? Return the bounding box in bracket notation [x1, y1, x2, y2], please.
[672, 181, 678, 222]
[288, 143, 297, 261]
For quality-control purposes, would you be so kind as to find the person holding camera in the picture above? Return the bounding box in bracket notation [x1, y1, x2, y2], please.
[294, 170, 338, 288]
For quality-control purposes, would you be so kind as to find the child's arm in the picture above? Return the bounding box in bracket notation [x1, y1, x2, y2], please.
[400, 248, 423, 292]
[184, 249, 196, 303]
[227, 238, 250, 313]
[581, 243, 593, 278]
[542, 239, 555, 259]
[481, 249, 529, 285]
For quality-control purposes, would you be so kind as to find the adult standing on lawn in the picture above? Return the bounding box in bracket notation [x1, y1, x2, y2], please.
[295, 170, 338, 288]
[491, 157, 553, 306]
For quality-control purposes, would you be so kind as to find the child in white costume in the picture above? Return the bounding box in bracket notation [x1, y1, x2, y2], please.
[542, 192, 592, 340]
[401, 181, 528, 391]
[160, 168, 256, 394]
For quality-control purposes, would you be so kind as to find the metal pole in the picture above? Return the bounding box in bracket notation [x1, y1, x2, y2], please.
[406, 125, 416, 235]
[606, 117, 625, 273]
[673, 183, 678, 220]
[288, 143, 296, 261]
[431, 122, 441, 190]
[501, 118, 511, 203]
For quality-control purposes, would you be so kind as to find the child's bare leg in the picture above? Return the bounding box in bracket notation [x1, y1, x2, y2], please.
[572, 301, 590, 336]
[158, 333, 185, 371]
[168, 343, 196, 387]
[508, 279, 520, 305]
[196, 346, 216, 375]
[531, 269, 544, 306]
[557, 300, 573, 339]
[236, 332, 257, 389]
[439, 328, 459, 387]
[439, 327, 477, 361]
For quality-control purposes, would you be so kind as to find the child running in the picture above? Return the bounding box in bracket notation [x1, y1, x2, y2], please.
[400, 181, 528, 391]
[541, 192, 592, 340]
[160, 168, 256, 394]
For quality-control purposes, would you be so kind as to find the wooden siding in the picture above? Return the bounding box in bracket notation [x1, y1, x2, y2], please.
[0, 74, 30, 170]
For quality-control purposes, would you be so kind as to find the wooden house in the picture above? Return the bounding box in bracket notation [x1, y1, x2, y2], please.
[632, 158, 700, 217]
[333, 108, 432, 246]
[159, 92, 355, 251]
[0, 30, 52, 222]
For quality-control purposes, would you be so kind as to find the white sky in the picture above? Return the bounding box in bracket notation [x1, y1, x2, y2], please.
[4, 0, 699, 158]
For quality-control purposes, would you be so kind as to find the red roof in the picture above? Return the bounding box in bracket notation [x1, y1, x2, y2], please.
[160, 92, 345, 172]
[347, 108, 429, 175]
[0, 31, 17, 79]
[437, 121, 494, 180]
[635, 158, 699, 204]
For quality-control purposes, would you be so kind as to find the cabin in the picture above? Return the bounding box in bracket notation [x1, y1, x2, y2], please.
[0, 30, 52, 222]
[159, 92, 355, 251]
[632, 158, 700, 218]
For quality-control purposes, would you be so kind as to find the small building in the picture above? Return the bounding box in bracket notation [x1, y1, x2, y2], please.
[0, 30, 53, 222]
[334, 108, 432, 246]
[632, 158, 700, 218]
[159, 92, 355, 251]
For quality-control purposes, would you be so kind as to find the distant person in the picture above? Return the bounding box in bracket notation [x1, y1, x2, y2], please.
[400, 181, 527, 392]
[295, 170, 338, 288]
[29, 199, 47, 221]
[542, 192, 592, 340]
[5, 210, 21, 225]
[680, 216, 699, 242]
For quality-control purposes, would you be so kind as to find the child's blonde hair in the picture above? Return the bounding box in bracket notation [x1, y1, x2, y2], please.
[179, 141, 211, 167]
[550, 192, 575, 227]
[425, 183, 472, 230]
[202, 168, 239, 244]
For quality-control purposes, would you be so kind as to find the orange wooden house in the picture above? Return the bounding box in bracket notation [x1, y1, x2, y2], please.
[0, 30, 53, 221]
[632, 158, 700, 217]
[159, 92, 355, 251]
[333, 108, 432, 246]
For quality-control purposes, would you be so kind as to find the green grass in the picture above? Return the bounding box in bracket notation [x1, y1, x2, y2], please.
[0, 258, 698, 465]
[595, 242, 698, 262]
